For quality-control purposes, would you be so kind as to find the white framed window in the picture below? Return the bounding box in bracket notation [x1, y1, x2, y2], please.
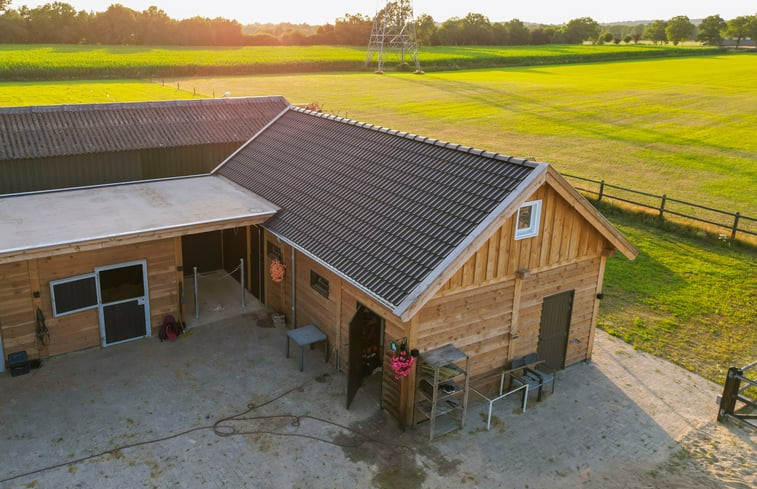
[514, 200, 542, 240]
[50, 273, 98, 317]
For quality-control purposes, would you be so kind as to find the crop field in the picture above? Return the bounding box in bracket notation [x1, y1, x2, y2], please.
[0, 43, 722, 80]
[0, 53, 754, 384]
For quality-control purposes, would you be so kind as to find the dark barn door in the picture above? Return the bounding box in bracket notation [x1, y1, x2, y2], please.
[537, 290, 574, 371]
[222, 227, 246, 283]
[182, 231, 222, 276]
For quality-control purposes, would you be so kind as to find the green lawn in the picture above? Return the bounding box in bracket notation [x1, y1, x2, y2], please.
[599, 207, 756, 382]
[168, 54, 757, 217]
[0, 80, 198, 105]
[0, 43, 722, 80]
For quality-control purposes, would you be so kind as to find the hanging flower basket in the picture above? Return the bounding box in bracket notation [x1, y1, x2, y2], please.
[390, 346, 416, 380]
[270, 259, 286, 282]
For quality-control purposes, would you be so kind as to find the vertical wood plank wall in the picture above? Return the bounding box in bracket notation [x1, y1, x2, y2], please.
[417, 182, 610, 380]
[0, 261, 37, 359]
[0, 239, 180, 360]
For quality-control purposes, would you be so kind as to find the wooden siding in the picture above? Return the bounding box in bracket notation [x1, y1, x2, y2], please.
[0, 261, 37, 360]
[418, 279, 516, 378]
[294, 253, 340, 345]
[414, 180, 613, 402]
[440, 183, 608, 295]
[259, 235, 412, 424]
[511, 256, 603, 366]
[0, 239, 179, 360]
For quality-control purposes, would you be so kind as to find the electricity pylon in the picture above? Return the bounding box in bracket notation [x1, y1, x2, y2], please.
[366, 0, 422, 73]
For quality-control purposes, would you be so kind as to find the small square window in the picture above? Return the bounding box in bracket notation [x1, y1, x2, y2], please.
[267, 241, 282, 261]
[514, 200, 542, 240]
[310, 270, 329, 298]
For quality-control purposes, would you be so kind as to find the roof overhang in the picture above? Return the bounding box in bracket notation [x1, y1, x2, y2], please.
[0, 175, 278, 264]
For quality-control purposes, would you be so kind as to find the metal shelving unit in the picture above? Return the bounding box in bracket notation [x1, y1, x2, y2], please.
[414, 344, 470, 441]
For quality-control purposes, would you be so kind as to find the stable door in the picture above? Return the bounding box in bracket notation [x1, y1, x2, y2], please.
[96, 260, 151, 346]
[537, 290, 574, 371]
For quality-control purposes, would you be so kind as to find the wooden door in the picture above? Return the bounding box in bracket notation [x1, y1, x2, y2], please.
[96, 260, 150, 346]
[537, 290, 574, 371]
[346, 305, 367, 409]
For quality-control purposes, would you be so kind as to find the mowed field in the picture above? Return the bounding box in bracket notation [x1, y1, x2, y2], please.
[0, 54, 754, 384]
[169, 54, 757, 214]
[0, 43, 719, 79]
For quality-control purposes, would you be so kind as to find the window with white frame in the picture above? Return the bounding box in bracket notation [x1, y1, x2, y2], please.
[514, 200, 542, 240]
[50, 273, 98, 317]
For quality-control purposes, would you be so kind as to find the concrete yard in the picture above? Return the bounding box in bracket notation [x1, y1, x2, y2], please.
[1, 295, 754, 488]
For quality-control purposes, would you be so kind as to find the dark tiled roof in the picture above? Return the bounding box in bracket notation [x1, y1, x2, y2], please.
[0, 96, 288, 160]
[217, 108, 539, 311]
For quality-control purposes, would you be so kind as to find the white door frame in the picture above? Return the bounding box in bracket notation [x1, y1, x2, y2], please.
[95, 259, 151, 347]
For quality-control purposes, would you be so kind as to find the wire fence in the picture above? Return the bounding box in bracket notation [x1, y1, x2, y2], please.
[562, 173, 757, 240]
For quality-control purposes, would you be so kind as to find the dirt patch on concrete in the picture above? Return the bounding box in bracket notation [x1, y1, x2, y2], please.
[335, 411, 464, 489]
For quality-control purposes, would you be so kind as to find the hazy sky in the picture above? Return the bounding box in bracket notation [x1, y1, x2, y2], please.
[12, 1, 756, 25]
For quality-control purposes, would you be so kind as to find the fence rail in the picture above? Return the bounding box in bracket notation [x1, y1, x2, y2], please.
[562, 173, 757, 240]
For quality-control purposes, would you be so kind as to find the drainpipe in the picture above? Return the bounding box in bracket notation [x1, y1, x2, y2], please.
[290, 247, 296, 328]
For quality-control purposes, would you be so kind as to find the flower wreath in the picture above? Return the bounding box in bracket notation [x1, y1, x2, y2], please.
[270, 259, 286, 282]
[390, 343, 416, 379]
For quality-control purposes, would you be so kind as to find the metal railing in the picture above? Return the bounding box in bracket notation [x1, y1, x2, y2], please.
[717, 360, 757, 430]
[562, 173, 757, 240]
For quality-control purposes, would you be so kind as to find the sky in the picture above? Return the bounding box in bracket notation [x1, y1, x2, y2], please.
[11, 0, 756, 25]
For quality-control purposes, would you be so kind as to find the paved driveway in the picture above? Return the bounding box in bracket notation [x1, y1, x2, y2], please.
[1, 306, 753, 489]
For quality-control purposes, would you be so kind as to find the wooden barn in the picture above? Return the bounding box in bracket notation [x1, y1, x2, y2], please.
[0, 101, 637, 427]
[0, 96, 288, 194]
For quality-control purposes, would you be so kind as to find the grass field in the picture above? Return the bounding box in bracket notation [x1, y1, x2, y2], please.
[0, 54, 754, 384]
[0, 80, 197, 105]
[598, 205, 756, 383]
[0, 43, 723, 80]
[167, 54, 757, 217]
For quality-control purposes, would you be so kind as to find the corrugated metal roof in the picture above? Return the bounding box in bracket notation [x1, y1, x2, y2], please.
[0, 96, 289, 160]
[217, 108, 537, 310]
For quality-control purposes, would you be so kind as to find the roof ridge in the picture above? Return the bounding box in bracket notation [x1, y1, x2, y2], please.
[0, 96, 288, 114]
[291, 106, 540, 168]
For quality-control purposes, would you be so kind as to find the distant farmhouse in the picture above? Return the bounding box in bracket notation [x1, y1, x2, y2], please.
[0, 97, 637, 425]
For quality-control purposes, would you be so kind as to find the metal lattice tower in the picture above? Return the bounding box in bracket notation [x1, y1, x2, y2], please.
[366, 0, 422, 73]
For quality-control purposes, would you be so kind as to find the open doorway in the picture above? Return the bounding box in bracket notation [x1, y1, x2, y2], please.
[346, 304, 384, 409]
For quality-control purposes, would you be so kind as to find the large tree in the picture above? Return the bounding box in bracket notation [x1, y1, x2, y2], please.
[562, 17, 600, 44]
[726, 15, 754, 47]
[665, 15, 695, 45]
[414, 13, 437, 46]
[643, 20, 668, 44]
[504, 18, 531, 45]
[461, 12, 492, 44]
[696, 14, 726, 45]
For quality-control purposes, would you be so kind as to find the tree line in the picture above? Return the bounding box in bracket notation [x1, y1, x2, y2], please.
[0, 1, 755, 46]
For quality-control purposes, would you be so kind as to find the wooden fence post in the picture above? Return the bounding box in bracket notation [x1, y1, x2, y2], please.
[731, 212, 741, 240]
[597, 180, 605, 202]
[659, 194, 667, 218]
